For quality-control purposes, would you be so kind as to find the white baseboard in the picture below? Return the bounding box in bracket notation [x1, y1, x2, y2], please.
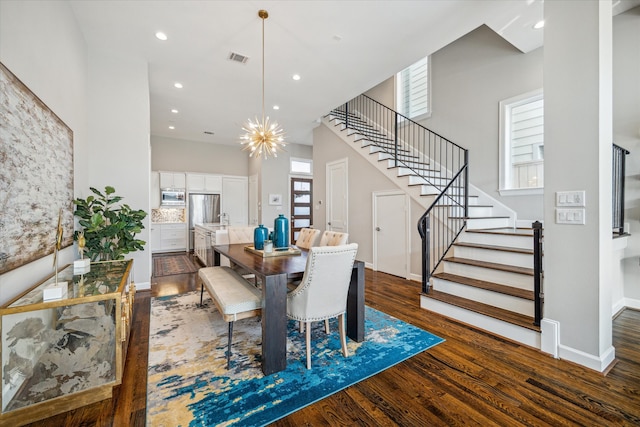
[540, 318, 560, 358]
[134, 281, 151, 291]
[612, 298, 627, 317]
[365, 262, 373, 270]
[409, 273, 422, 282]
[624, 297, 640, 310]
[558, 344, 616, 373]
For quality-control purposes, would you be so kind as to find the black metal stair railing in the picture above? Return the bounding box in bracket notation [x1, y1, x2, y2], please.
[330, 94, 468, 293]
[613, 143, 630, 236]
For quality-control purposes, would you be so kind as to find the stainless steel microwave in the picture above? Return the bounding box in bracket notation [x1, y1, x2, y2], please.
[161, 188, 186, 206]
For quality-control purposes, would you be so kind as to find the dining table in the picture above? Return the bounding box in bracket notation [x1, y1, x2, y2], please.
[213, 243, 365, 375]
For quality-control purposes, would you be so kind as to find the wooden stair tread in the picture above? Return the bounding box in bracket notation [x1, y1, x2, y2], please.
[466, 227, 535, 237]
[424, 289, 540, 331]
[432, 272, 534, 300]
[453, 241, 534, 255]
[445, 257, 534, 276]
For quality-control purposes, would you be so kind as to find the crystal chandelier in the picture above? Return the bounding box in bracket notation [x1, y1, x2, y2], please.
[240, 9, 286, 158]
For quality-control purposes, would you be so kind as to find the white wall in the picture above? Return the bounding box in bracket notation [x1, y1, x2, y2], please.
[543, 0, 613, 370]
[0, 1, 87, 304]
[313, 124, 423, 271]
[151, 136, 250, 176]
[0, 1, 153, 299]
[85, 50, 151, 287]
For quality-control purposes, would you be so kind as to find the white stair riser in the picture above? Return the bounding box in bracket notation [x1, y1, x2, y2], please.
[378, 152, 420, 162]
[432, 277, 534, 316]
[366, 145, 410, 156]
[466, 217, 510, 230]
[450, 205, 493, 217]
[458, 232, 533, 250]
[420, 296, 540, 348]
[443, 261, 533, 290]
[452, 246, 533, 269]
[408, 173, 452, 184]
[386, 159, 430, 170]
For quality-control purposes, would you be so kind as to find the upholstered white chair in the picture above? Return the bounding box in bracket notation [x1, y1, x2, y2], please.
[227, 226, 255, 245]
[286, 243, 359, 369]
[295, 228, 321, 250]
[227, 226, 258, 284]
[318, 230, 349, 246]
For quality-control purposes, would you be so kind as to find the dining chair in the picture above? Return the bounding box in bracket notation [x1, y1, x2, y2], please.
[295, 228, 321, 250]
[286, 243, 359, 369]
[318, 230, 349, 246]
[227, 226, 258, 284]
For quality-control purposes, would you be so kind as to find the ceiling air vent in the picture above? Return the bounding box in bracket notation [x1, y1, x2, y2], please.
[228, 52, 249, 64]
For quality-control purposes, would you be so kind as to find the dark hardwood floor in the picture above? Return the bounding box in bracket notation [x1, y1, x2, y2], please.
[25, 254, 640, 426]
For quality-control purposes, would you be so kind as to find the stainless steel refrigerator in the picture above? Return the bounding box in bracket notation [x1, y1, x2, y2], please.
[188, 193, 221, 250]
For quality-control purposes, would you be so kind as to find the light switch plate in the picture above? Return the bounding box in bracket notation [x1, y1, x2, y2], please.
[556, 191, 586, 207]
[556, 208, 585, 225]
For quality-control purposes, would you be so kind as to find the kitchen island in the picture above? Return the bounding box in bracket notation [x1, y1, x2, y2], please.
[194, 223, 229, 266]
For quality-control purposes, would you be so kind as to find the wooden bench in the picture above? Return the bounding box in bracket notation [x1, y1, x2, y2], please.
[198, 266, 262, 368]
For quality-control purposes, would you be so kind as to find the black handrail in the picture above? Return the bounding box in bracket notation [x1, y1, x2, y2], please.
[417, 163, 468, 293]
[330, 94, 469, 294]
[532, 221, 543, 326]
[613, 144, 629, 235]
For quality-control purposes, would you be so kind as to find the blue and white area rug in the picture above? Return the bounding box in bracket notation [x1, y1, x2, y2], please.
[146, 291, 444, 426]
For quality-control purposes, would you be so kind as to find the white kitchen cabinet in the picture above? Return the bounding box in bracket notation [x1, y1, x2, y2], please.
[205, 175, 222, 192]
[222, 176, 248, 226]
[150, 224, 162, 252]
[187, 173, 222, 193]
[151, 223, 187, 253]
[151, 172, 160, 208]
[160, 172, 186, 189]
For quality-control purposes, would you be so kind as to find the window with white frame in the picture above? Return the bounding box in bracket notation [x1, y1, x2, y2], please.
[499, 90, 544, 194]
[396, 56, 430, 120]
[290, 158, 312, 175]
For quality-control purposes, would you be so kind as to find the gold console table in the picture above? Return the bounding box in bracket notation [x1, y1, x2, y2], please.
[0, 260, 134, 425]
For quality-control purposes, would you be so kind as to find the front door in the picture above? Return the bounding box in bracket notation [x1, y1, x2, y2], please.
[290, 177, 313, 242]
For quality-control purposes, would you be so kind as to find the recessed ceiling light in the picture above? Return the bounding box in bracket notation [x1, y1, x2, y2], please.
[155, 32, 168, 41]
[533, 20, 544, 29]
[292, 74, 301, 81]
[273, 105, 280, 110]
[168, 125, 175, 130]
[174, 82, 183, 89]
[171, 109, 179, 114]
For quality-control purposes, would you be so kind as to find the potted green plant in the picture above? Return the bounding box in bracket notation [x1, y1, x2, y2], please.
[73, 186, 147, 261]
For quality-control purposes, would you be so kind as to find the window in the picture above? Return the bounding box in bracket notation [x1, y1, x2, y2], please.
[290, 158, 312, 175]
[396, 56, 430, 120]
[499, 90, 544, 195]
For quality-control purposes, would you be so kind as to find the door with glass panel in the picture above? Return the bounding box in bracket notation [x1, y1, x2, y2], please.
[290, 178, 313, 242]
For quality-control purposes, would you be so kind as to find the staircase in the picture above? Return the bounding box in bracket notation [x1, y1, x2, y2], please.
[324, 95, 543, 349]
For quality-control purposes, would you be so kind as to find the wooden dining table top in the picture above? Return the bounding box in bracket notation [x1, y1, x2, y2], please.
[213, 244, 309, 278]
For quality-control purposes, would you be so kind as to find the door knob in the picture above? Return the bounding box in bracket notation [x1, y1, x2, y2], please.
[376, 227, 381, 231]
[328, 222, 332, 226]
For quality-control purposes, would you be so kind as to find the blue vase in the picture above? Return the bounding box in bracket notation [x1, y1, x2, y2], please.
[254, 224, 269, 250]
[273, 214, 289, 249]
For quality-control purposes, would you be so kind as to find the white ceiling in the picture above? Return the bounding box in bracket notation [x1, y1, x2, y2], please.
[68, 0, 639, 148]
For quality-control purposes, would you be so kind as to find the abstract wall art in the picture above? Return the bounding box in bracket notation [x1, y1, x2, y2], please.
[0, 62, 74, 274]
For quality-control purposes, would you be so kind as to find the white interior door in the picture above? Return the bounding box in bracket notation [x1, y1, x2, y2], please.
[326, 158, 348, 232]
[249, 174, 258, 226]
[222, 176, 248, 226]
[373, 191, 409, 278]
